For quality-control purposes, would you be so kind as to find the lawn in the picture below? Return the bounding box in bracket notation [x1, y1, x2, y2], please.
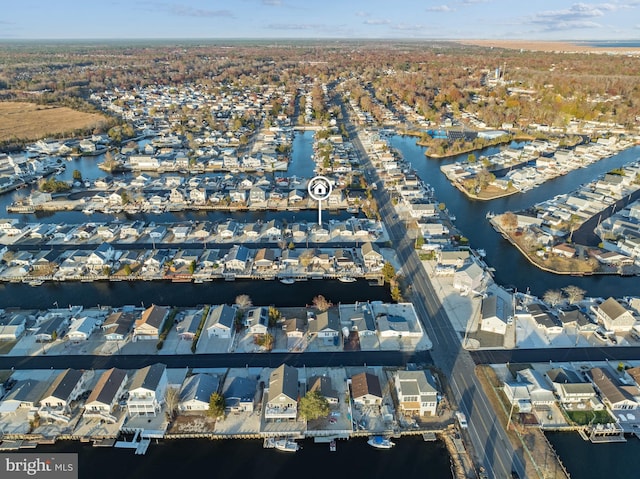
[566, 409, 613, 425]
[0, 101, 109, 142]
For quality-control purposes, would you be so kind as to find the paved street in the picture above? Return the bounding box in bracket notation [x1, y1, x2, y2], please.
[336, 94, 525, 479]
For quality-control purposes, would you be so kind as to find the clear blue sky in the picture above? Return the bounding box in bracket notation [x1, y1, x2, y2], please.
[2, 0, 639, 40]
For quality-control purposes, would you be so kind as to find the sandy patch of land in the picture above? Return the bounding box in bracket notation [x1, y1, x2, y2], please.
[457, 39, 640, 55]
[0, 101, 109, 142]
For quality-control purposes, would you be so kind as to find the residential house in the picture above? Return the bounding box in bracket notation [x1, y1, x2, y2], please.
[127, 363, 168, 416]
[35, 315, 69, 342]
[308, 376, 339, 404]
[551, 243, 577, 258]
[38, 369, 86, 419]
[282, 317, 306, 339]
[437, 250, 470, 268]
[557, 305, 597, 332]
[245, 307, 269, 335]
[66, 316, 97, 341]
[83, 368, 128, 421]
[265, 364, 298, 421]
[223, 376, 257, 413]
[205, 304, 237, 339]
[102, 310, 137, 341]
[133, 305, 169, 341]
[528, 303, 563, 335]
[176, 310, 202, 340]
[339, 303, 376, 337]
[178, 373, 220, 412]
[351, 371, 383, 407]
[0, 313, 27, 341]
[394, 370, 439, 416]
[253, 248, 276, 269]
[546, 367, 597, 405]
[453, 261, 485, 292]
[589, 367, 640, 410]
[591, 297, 637, 332]
[218, 220, 237, 239]
[308, 310, 340, 344]
[361, 242, 383, 269]
[0, 379, 49, 418]
[224, 245, 250, 271]
[480, 295, 509, 335]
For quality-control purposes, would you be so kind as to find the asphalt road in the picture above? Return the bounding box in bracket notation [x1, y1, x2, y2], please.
[337, 96, 524, 479]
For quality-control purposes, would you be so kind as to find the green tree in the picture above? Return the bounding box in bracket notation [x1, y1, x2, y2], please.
[188, 260, 196, 275]
[268, 306, 281, 326]
[467, 153, 476, 163]
[382, 262, 396, 283]
[208, 392, 226, 418]
[391, 283, 402, 302]
[123, 264, 132, 276]
[298, 391, 330, 421]
[415, 235, 425, 250]
[72, 169, 82, 181]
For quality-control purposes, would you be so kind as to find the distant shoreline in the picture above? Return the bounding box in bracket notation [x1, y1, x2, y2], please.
[457, 39, 640, 55]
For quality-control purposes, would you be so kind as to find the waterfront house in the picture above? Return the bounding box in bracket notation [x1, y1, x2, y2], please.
[66, 316, 98, 341]
[84, 368, 128, 422]
[351, 371, 383, 407]
[223, 376, 257, 413]
[200, 249, 221, 268]
[176, 310, 202, 341]
[528, 303, 563, 335]
[591, 297, 637, 332]
[102, 310, 137, 341]
[551, 243, 577, 259]
[120, 221, 145, 238]
[361, 242, 383, 269]
[394, 370, 439, 416]
[282, 316, 306, 340]
[148, 225, 168, 242]
[265, 364, 298, 421]
[253, 248, 276, 269]
[339, 303, 376, 337]
[35, 314, 69, 342]
[516, 369, 556, 406]
[589, 367, 640, 411]
[453, 261, 485, 292]
[39, 369, 86, 419]
[87, 243, 116, 270]
[205, 304, 237, 339]
[127, 363, 168, 417]
[280, 248, 300, 267]
[178, 373, 220, 412]
[480, 295, 509, 336]
[133, 305, 170, 342]
[308, 310, 340, 344]
[171, 224, 191, 240]
[189, 188, 207, 205]
[249, 186, 266, 204]
[261, 219, 282, 238]
[308, 376, 339, 404]
[218, 220, 238, 239]
[546, 367, 597, 406]
[242, 222, 261, 239]
[557, 305, 597, 332]
[224, 245, 250, 272]
[334, 248, 355, 269]
[437, 250, 469, 268]
[0, 379, 49, 418]
[0, 312, 27, 341]
[245, 307, 269, 335]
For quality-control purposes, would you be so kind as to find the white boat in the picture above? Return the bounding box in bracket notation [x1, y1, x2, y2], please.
[273, 438, 300, 452]
[279, 278, 295, 285]
[367, 436, 395, 449]
[338, 276, 357, 283]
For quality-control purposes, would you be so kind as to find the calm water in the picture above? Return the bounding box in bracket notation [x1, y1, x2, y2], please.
[391, 135, 640, 297]
[0, 279, 391, 309]
[547, 432, 640, 479]
[35, 436, 452, 479]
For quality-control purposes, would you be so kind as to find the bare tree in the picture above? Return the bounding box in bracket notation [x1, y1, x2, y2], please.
[164, 387, 180, 420]
[234, 294, 252, 311]
[499, 212, 518, 232]
[312, 294, 332, 311]
[542, 289, 564, 307]
[562, 285, 585, 304]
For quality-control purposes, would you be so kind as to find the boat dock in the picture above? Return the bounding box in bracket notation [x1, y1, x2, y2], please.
[114, 429, 151, 455]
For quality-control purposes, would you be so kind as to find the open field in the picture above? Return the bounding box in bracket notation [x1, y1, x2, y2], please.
[457, 39, 640, 55]
[0, 101, 109, 143]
